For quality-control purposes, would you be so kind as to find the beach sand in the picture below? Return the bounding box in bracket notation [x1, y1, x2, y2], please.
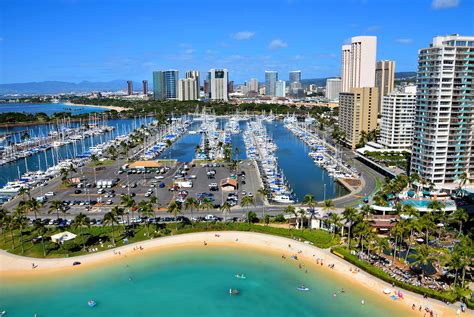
[63, 101, 127, 112]
[0, 231, 469, 317]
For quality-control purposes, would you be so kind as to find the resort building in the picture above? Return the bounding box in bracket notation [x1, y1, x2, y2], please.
[153, 70, 179, 100]
[341, 36, 377, 92]
[375, 60, 395, 112]
[265, 71, 278, 97]
[207, 69, 229, 101]
[275, 80, 286, 97]
[339, 87, 379, 149]
[178, 78, 199, 101]
[379, 85, 416, 150]
[127, 80, 133, 95]
[411, 34, 474, 189]
[325, 78, 342, 101]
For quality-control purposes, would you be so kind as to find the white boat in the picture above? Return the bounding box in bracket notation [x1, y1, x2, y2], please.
[273, 195, 294, 204]
[235, 274, 246, 279]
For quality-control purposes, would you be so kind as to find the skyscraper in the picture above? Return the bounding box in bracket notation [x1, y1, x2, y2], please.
[228, 80, 234, 93]
[338, 87, 379, 149]
[265, 71, 278, 96]
[411, 35, 474, 188]
[127, 80, 133, 95]
[289, 70, 301, 84]
[178, 78, 198, 101]
[375, 60, 395, 112]
[325, 78, 342, 100]
[341, 36, 377, 92]
[185, 70, 200, 95]
[248, 78, 258, 93]
[275, 80, 286, 97]
[142, 80, 148, 95]
[379, 85, 416, 150]
[208, 69, 229, 101]
[153, 70, 178, 100]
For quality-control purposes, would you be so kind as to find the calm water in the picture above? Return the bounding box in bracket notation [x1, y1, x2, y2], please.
[0, 246, 408, 317]
[265, 121, 349, 202]
[0, 103, 106, 115]
[0, 117, 153, 185]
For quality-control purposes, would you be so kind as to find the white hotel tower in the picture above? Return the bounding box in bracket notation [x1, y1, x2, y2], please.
[410, 34, 474, 189]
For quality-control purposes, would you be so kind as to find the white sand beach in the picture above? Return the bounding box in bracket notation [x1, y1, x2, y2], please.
[0, 231, 470, 316]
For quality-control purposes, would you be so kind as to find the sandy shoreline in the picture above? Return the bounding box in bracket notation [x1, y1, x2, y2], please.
[63, 101, 127, 112]
[0, 231, 469, 316]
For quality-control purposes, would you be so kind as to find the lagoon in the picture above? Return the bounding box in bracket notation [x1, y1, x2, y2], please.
[0, 246, 408, 317]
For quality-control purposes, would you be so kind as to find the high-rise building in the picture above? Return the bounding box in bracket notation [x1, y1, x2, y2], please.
[153, 70, 178, 100]
[127, 80, 133, 95]
[338, 87, 379, 149]
[178, 78, 198, 101]
[265, 71, 278, 96]
[208, 69, 229, 101]
[375, 60, 395, 112]
[248, 78, 258, 92]
[228, 80, 234, 93]
[379, 85, 416, 150]
[325, 78, 342, 100]
[185, 70, 200, 95]
[275, 80, 286, 97]
[289, 70, 301, 84]
[411, 35, 474, 188]
[341, 36, 377, 92]
[142, 80, 148, 95]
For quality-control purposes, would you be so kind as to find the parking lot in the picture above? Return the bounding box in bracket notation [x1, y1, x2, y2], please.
[29, 160, 264, 220]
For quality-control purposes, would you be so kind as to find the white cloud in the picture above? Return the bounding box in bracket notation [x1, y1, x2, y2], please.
[231, 31, 255, 40]
[269, 39, 288, 50]
[432, 0, 459, 9]
[395, 38, 414, 44]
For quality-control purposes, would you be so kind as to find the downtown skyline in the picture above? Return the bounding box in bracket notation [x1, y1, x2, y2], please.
[1, 0, 473, 84]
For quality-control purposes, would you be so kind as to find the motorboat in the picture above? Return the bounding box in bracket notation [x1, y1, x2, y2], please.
[297, 286, 309, 291]
[273, 195, 295, 204]
[87, 300, 96, 307]
[235, 274, 246, 279]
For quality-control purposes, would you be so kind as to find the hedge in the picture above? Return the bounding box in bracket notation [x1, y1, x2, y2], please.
[331, 246, 458, 304]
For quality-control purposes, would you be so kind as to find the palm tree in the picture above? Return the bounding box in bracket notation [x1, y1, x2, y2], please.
[457, 171, 468, 191]
[390, 223, 405, 265]
[34, 222, 48, 257]
[353, 219, 371, 254]
[0, 208, 8, 242]
[25, 199, 42, 220]
[449, 208, 468, 236]
[220, 202, 231, 223]
[328, 213, 342, 238]
[360, 204, 375, 219]
[5, 214, 15, 249]
[284, 205, 297, 229]
[342, 207, 358, 249]
[297, 208, 306, 229]
[103, 211, 118, 245]
[409, 244, 436, 278]
[120, 194, 136, 226]
[240, 196, 254, 225]
[257, 187, 270, 218]
[303, 194, 316, 210]
[49, 200, 65, 220]
[138, 201, 154, 238]
[13, 207, 27, 254]
[149, 195, 159, 218]
[448, 251, 463, 293]
[321, 199, 335, 212]
[184, 197, 199, 228]
[167, 200, 182, 231]
[73, 213, 91, 251]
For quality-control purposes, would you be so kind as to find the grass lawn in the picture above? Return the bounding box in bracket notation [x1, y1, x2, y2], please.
[0, 222, 338, 259]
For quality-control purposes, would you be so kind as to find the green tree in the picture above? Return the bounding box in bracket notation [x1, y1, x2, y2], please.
[342, 207, 358, 249]
[449, 208, 468, 236]
[284, 205, 296, 229]
[49, 200, 65, 220]
[103, 211, 118, 245]
[167, 200, 182, 231]
[34, 222, 48, 257]
[328, 212, 343, 238]
[184, 197, 199, 227]
[409, 244, 436, 278]
[240, 195, 254, 225]
[321, 199, 335, 212]
[73, 213, 91, 251]
[220, 202, 231, 223]
[257, 186, 270, 218]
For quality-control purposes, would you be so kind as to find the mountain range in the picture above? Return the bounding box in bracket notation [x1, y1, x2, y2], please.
[0, 72, 416, 95]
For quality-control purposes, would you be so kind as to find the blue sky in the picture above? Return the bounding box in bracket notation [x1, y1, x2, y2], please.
[0, 0, 473, 84]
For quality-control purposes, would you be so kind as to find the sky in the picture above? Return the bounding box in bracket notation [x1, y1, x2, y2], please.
[0, 0, 473, 84]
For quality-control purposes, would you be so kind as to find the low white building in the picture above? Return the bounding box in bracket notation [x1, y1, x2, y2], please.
[51, 231, 77, 244]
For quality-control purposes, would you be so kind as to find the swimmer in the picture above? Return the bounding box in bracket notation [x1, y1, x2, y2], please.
[361, 299, 365, 305]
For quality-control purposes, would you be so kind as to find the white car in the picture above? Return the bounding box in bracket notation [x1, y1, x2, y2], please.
[44, 192, 55, 197]
[155, 176, 164, 180]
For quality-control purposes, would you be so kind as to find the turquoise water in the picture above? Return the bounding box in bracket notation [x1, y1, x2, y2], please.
[0, 246, 408, 317]
[0, 103, 106, 115]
